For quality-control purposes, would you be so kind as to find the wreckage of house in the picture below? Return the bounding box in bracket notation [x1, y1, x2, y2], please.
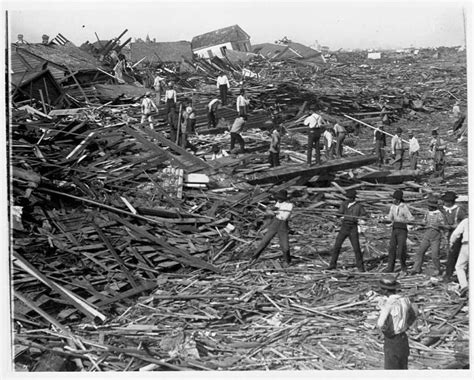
[7, 24, 470, 373]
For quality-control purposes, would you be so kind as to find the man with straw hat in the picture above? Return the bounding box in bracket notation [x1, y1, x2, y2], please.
[410, 195, 445, 275]
[377, 275, 418, 369]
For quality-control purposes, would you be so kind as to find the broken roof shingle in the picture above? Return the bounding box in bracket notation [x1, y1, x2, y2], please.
[191, 24, 250, 50]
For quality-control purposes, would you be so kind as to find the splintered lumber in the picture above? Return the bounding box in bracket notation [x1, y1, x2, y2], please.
[359, 169, 421, 184]
[108, 213, 221, 273]
[246, 156, 378, 185]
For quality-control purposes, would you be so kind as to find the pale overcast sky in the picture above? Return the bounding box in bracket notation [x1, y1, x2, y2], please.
[4, 0, 470, 50]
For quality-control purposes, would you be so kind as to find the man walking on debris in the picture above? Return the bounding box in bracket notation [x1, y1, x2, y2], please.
[304, 107, 324, 166]
[430, 129, 446, 178]
[377, 275, 418, 369]
[391, 127, 404, 170]
[236, 88, 250, 117]
[328, 189, 367, 272]
[269, 124, 281, 167]
[216, 71, 230, 105]
[441, 191, 467, 282]
[251, 190, 293, 267]
[323, 125, 335, 160]
[140, 92, 158, 129]
[207, 98, 221, 128]
[384, 190, 414, 274]
[411, 195, 445, 275]
[181, 106, 198, 153]
[451, 217, 469, 297]
[408, 131, 420, 170]
[153, 72, 165, 105]
[229, 116, 246, 153]
[374, 123, 386, 167]
[333, 121, 346, 158]
[165, 82, 177, 115]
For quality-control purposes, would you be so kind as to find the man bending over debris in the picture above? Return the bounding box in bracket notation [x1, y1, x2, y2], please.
[250, 190, 293, 267]
[207, 98, 221, 128]
[229, 116, 246, 153]
[140, 92, 158, 129]
[328, 189, 367, 272]
[304, 107, 324, 166]
[377, 275, 418, 369]
[384, 190, 414, 275]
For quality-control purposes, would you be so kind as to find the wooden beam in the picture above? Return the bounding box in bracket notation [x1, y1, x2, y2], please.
[246, 156, 378, 185]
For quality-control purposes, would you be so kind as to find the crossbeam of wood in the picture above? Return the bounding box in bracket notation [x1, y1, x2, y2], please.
[246, 156, 379, 185]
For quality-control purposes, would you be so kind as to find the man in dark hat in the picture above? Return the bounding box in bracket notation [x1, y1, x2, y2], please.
[391, 127, 404, 169]
[328, 189, 368, 272]
[429, 129, 446, 178]
[377, 275, 418, 369]
[385, 190, 414, 274]
[441, 191, 467, 281]
[411, 195, 446, 275]
[251, 189, 294, 266]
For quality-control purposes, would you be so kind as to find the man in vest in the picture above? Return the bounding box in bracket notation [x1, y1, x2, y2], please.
[328, 189, 367, 272]
[441, 191, 467, 282]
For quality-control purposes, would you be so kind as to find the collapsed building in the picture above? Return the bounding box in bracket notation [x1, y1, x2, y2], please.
[8, 28, 469, 371]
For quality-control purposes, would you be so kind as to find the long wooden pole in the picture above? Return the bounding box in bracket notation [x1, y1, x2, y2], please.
[343, 114, 409, 144]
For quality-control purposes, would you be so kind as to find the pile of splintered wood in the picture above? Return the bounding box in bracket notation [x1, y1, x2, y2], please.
[11, 50, 468, 372]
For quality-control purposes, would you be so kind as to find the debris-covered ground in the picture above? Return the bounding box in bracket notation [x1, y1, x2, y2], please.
[10, 49, 469, 371]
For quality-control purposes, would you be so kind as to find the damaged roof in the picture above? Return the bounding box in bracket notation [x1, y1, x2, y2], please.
[191, 25, 250, 50]
[253, 42, 321, 60]
[129, 41, 193, 63]
[14, 42, 102, 72]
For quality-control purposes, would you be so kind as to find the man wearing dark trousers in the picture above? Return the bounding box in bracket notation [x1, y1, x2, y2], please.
[216, 71, 230, 105]
[304, 108, 324, 165]
[384, 190, 414, 274]
[207, 98, 221, 128]
[328, 189, 367, 272]
[229, 116, 246, 153]
[441, 191, 467, 281]
[377, 275, 418, 370]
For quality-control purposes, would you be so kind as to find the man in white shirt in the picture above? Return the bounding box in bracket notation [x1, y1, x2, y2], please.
[251, 190, 294, 266]
[407, 131, 420, 170]
[452, 101, 461, 119]
[304, 108, 324, 165]
[323, 126, 335, 160]
[140, 92, 158, 129]
[236, 89, 250, 117]
[216, 71, 230, 105]
[451, 217, 469, 296]
[165, 82, 177, 114]
[391, 127, 404, 170]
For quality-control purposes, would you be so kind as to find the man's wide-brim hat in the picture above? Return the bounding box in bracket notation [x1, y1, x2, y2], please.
[441, 191, 457, 202]
[274, 190, 288, 201]
[379, 275, 400, 291]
